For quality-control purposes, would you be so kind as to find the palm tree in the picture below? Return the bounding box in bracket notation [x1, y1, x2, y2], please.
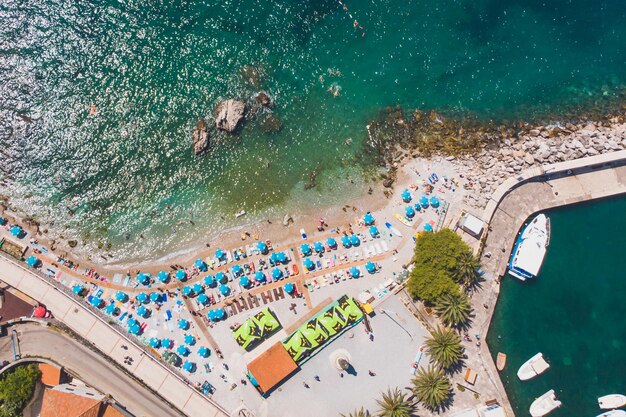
[376, 387, 414, 417]
[340, 407, 372, 417]
[411, 365, 451, 410]
[425, 326, 463, 369]
[453, 251, 480, 288]
[435, 292, 472, 328]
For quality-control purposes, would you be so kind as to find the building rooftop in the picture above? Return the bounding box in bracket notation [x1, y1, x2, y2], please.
[247, 342, 298, 394]
[39, 363, 63, 386]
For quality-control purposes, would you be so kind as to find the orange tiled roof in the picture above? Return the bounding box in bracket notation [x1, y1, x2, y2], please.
[39, 363, 62, 386]
[40, 389, 102, 417]
[247, 342, 298, 393]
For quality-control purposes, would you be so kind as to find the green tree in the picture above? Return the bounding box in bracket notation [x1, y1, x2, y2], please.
[407, 229, 478, 304]
[425, 326, 463, 369]
[376, 387, 414, 417]
[411, 365, 451, 410]
[340, 407, 372, 417]
[435, 292, 472, 328]
[453, 251, 480, 288]
[0, 364, 41, 417]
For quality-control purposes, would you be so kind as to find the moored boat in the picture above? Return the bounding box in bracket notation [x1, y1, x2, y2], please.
[596, 410, 626, 417]
[508, 213, 550, 281]
[530, 389, 561, 417]
[517, 352, 550, 381]
[496, 352, 507, 371]
[598, 394, 626, 410]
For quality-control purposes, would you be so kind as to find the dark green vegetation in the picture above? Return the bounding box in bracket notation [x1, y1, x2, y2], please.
[407, 229, 478, 306]
[424, 327, 464, 370]
[376, 388, 415, 417]
[435, 292, 472, 328]
[411, 366, 452, 411]
[0, 364, 41, 417]
[488, 196, 626, 417]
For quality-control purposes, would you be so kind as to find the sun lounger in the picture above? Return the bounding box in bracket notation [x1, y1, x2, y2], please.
[226, 250, 233, 263]
[381, 241, 389, 251]
[375, 243, 382, 254]
[330, 257, 335, 267]
[122, 275, 130, 286]
[245, 245, 252, 257]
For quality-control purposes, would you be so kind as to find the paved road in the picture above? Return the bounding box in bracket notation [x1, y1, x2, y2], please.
[0, 322, 183, 417]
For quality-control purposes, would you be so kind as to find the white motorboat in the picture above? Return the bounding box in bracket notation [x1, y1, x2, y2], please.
[517, 352, 550, 381]
[530, 389, 561, 417]
[508, 213, 550, 280]
[596, 410, 626, 417]
[598, 394, 626, 410]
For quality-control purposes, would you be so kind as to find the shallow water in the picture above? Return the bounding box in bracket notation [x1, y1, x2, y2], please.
[487, 196, 626, 417]
[1, 0, 625, 262]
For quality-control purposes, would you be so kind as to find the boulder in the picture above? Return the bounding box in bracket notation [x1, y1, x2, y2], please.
[529, 129, 540, 137]
[215, 99, 245, 132]
[255, 91, 273, 108]
[191, 118, 210, 155]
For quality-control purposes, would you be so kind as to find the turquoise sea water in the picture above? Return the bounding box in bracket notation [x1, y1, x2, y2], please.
[0, 0, 625, 262]
[487, 196, 626, 417]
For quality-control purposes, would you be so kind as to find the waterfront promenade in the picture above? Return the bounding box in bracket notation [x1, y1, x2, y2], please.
[474, 149, 626, 417]
[0, 253, 230, 417]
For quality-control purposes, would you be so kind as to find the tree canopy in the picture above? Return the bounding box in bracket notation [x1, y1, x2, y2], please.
[407, 229, 477, 304]
[0, 364, 41, 417]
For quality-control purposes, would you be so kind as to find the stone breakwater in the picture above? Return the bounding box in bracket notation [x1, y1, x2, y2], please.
[451, 119, 626, 210]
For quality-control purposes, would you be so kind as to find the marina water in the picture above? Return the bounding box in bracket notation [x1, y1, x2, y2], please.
[487, 196, 626, 417]
[1, 0, 625, 262]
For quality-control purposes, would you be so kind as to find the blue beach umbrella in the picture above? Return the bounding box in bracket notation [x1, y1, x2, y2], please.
[363, 212, 375, 226]
[326, 237, 337, 248]
[341, 236, 351, 248]
[239, 276, 250, 288]
[197, 294, 209, 305]
[192, 283, 203, 294]
[257, 241, 268, 254]
[405, 205, 415, 218]
[401, 189, 412, 203]
[272, 268, 283, 280]
[136, 292, 148, 304]
[303, 258, 315, 271]
[369, 225, 380, 238]
[423, 223, 433, 232]
[184, 334, 196, 345]
[136, 273, 150, 285]
[10, 226, 22, 237]
[72, 285, 83, 295]
[365, 261, 376, 274]
[419, 195, 429, 209]
[26, 255, 39, 268]
[284, 283, 295, 294]
[276, 252, 287, 264]
[197, 346, 210, 358]
[194, 259, 207, 272]
[204, 275, 216, 287]
[116, 291, 128, 303]
[269, 252, 278, 265]
[215, 249, 225, 260]
[137, 305, 149, 318]
[161, 338, 173, 349]
[350, 266, 360, 278]
[182, 286, 194, 297]
[207, 310, 217, 321]
[349, 234, 360, 246]
[157, 271, 169, 283]
[129, 323, 141, 335]
[183, 361, 195, 373]
[127, 318, 137, 328]
[232, 264, 243, 277]
[300, 243, 312, 256]
[215, 308, 226, 320]
[150, 292, 161, 303]
[176, 269, 187, 282]
[178, 319, 190, 330]
[314, 241, 324, 253]
[177, 345, 190, 357]
[414, 203, 422, 212]
[216, 272, 227, 284]
[149, 337, 161, 348]
[255, 271, 266, 283]
[219, 284, 230, 296]
[430, 196, 440, 208]
[105, 303, 117, 315]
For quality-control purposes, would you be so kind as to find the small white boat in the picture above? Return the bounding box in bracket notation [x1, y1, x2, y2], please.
[597, 410, 626, 417]
[530, 389, 561, 417]
[517, 352, 550, 381]
[235, 210, 246, 218]
[508, 213, 550, 280]
[598, 394, 626, 410]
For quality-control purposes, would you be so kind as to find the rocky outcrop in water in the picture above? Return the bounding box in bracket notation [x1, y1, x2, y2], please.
[215, 99, 245, 132]
[191, 118, 210, 155]
[260, 114, 282, 134]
